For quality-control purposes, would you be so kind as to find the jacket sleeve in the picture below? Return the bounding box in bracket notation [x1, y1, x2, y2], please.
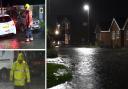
[10, 63, 15, 81]
[28, 11, 33, 26]
[25, 63, 31, 83]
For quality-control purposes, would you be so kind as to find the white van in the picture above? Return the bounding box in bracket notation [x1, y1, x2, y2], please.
[0, 51, 14, 81]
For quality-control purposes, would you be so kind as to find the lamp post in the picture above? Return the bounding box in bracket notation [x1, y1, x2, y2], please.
[83, 4, 90, 45]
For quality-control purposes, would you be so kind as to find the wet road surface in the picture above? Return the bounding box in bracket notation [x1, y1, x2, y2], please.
[0, 30, 45, 49]
[49, 47, 128, 89]
[0, 77, 45, 89]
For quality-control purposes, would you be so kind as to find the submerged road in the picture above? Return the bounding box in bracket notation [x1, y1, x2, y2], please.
[49, 47, 128, 89]
[0, 29, 45, 49]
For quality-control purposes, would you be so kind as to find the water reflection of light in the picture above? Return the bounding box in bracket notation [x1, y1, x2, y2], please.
[49, 48, 97, 89]
[75, 48, 95, 55]
[0, 39, 19, 49]
[74, 48, 95, 75]
[10, 39, 19, 49]
[74, 48, 96, 89]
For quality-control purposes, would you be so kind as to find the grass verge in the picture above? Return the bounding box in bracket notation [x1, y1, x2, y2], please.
[47, 63, 72, 88]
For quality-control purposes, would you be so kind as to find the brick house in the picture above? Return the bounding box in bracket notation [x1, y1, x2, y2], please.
[123, 18, 128, 47]
[95, 18, 122, 48]
[110, 18, 121, 48]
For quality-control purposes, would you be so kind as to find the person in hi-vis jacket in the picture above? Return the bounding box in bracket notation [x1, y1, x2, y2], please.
[10, 53, 30, 89]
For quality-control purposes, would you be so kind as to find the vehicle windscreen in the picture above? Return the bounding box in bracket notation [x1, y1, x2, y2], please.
[0, 16, 11, 23]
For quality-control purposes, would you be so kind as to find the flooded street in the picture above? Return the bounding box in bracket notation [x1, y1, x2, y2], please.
[0, 30, 45, 49]
[49, 47, 128, 89]
[0, 77, 45, 89]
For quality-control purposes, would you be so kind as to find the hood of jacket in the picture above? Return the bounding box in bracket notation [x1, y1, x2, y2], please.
[17, 53, 25, 61]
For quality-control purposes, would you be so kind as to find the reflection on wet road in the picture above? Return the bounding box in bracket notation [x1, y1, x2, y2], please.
[50, 47, 128, 89]
[0, 30, 45, 49]
[0, 77, 45, 89]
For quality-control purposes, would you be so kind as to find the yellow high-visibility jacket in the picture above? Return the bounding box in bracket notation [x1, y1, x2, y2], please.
[10, 53, 30, 86]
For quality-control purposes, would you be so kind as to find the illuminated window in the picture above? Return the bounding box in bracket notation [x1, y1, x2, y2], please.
[112, 31, 115, 40]
[116, 31, 120, 39]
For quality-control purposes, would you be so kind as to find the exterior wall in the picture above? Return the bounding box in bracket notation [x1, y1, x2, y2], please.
[120, 30, 124, 47]
[95, 19, 128, 48]
[96, 20, 122, 48]
[124, 29, 128, 47]
[39, 5, 45, 21]
[110, 21, 121, 48]
[32, 5, 44, 21]
[100, 32, 111, 47]
[124, 22, 128, 47]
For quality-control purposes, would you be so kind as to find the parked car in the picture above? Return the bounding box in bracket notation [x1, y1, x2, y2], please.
[0, 14, 16, 36]
[31, 18, 41, 31]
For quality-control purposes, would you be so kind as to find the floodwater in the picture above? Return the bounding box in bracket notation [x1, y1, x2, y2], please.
[0, 29, 45, 49]
[49, 47, 128, 89]
[0, 77, 45, 89]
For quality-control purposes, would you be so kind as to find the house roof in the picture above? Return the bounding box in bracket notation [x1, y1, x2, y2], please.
[115, 16, 127, 29]
[98, 19, 112, 31]
[97, 17, 127, 32]
[96, 17, 128, 33]
[123, 18, 128, 30]
[109, 18, 121, 31]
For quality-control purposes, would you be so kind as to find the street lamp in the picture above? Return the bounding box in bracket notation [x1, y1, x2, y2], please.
[55, 23, 60, 35]
[83, 4, 90, 44]
[83, 4, 89, 11]
[55, 30, 59, 35]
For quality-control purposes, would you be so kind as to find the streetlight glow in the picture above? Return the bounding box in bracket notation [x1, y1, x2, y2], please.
[57, 24, 60, 28]
[83, 4, 89, 11]
[55, 30, 59, 35]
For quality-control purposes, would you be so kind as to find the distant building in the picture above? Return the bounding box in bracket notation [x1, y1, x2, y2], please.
[123, 18, 128, 47]
[95, 17, 128, 48]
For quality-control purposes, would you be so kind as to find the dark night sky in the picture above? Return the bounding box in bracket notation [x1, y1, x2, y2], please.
[48, 0, 128, 43]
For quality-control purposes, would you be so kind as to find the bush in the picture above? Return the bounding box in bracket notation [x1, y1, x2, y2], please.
[40, 20, 45, 29]
[47, 63, 72, 88]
